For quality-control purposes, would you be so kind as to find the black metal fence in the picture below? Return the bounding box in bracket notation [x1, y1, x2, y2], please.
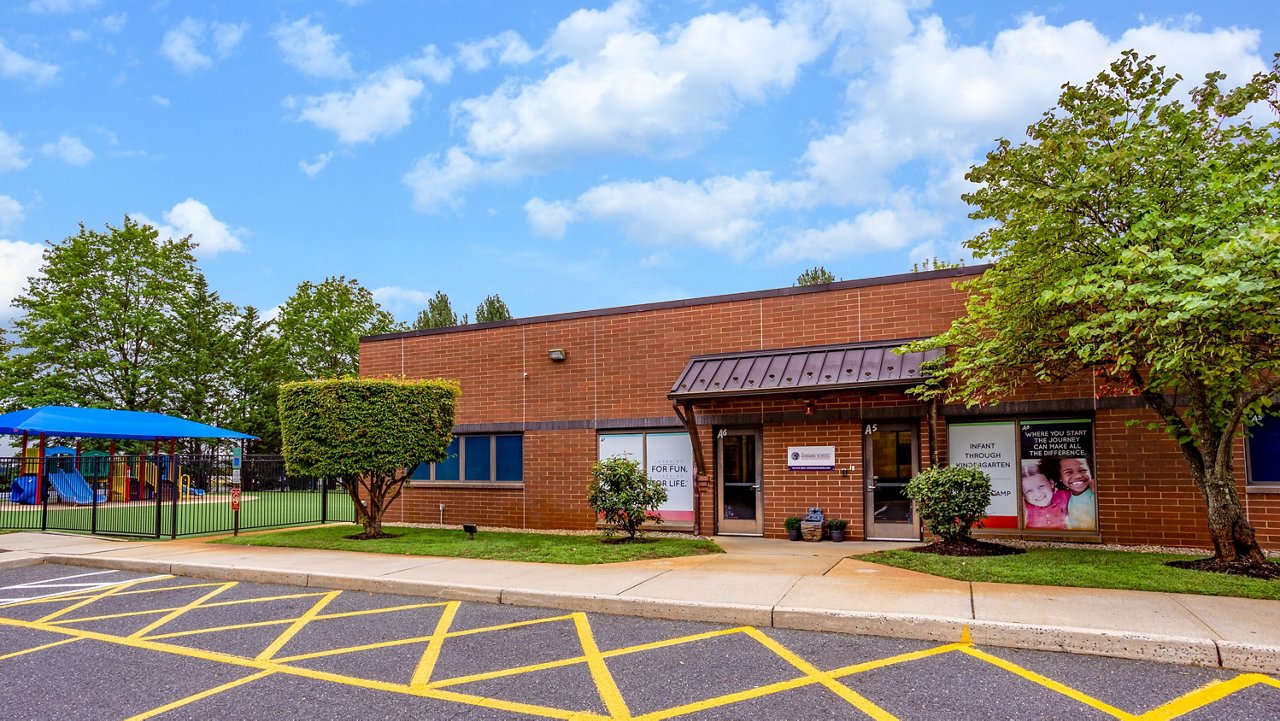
[0, 453, 354, 538]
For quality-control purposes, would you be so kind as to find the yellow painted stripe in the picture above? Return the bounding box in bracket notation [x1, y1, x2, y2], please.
[256, 591, 341, 661]
[829, 643, 965, 678]
[633, 674, 818, 720]
[0, 636, 81, 660]
[959, 647, 1137, 719]
[147, 617, 298, 640]
[574, 612, 632, 720]
[1, 581, 229, 608]
[744, 627, 896, 721]
[125, 670, 276, 720]
[1138, 674, 1271, 721]
[431, 654, 587, 689]
[410, 601, 460, 688]
[601, 627, 747, 658]
[34, 575, 173, 623]
[426, 687, 607, 720]
[46, 590, 332, 626]
[147, 600, 454, 642]
[129, 582, 237, 639]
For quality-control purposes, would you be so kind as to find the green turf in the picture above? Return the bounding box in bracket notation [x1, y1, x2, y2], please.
[862, 547, 1280, 600]
[215, 524, 724, 564]
[0, 490, 355, 537]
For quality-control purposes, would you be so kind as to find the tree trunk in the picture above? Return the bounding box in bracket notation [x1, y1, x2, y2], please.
[1200, 464, 1266, 563]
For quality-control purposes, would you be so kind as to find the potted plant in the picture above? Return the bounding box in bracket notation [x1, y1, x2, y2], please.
[827, 518, 848, 542]
[784, 516, 803, 541]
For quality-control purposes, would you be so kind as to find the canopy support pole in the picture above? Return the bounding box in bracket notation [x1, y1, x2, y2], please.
[673, 401, 707, 537]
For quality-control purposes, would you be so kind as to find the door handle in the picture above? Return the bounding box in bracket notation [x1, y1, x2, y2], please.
[751, 485, 760, 491]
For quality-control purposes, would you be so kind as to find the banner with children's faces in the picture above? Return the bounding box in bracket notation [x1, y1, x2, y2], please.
[1019, 419, 1096, 532]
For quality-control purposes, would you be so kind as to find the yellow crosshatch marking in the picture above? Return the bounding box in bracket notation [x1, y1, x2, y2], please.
[0, 574, 1276, 720]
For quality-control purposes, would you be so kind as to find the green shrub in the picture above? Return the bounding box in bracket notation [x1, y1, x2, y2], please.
[279, 376, 459, 538]
[784, 516, 803, 531]
[587, 457, 668, 540]
[905, 466, 993, 543]
[827, 518, 848, 532]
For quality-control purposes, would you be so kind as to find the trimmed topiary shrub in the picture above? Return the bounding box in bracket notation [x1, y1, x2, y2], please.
[279, 376, 459, 539]
[587, 457, 668, 540]
[905, 466, 993, 544]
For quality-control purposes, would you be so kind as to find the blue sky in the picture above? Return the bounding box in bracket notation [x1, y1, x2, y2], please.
[1, 0, 1276, 325]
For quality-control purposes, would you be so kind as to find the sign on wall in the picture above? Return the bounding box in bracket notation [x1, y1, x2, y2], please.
[948, 422, 1018, 529]
[598, 432, 694, 522]
[787, 446, 836, 471]
[1019, 419, 1096, 532]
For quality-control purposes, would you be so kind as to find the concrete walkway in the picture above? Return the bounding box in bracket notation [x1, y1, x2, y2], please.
[1, 531, 1277, 674]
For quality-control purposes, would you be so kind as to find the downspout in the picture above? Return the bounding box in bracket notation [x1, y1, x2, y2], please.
[928, 397, 939, 467]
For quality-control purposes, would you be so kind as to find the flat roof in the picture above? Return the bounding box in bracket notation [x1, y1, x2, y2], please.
[362, 264, 987, 343]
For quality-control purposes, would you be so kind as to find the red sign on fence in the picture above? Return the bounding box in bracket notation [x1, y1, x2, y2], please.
[230, 487, 241, 512]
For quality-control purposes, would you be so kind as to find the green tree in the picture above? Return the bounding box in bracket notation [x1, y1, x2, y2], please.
[5, 217, 202, 411]
[795, 266, 836, 286]
[165, 275, 237, 451]
[225, 306, 288, 452]
[474, 294, 512, 323]
[587, 457, 668, 540]
[413, 290, 459, 329]
[908, 52, 1280, 570]
[278, 377, 459, 537]
[905, 466, 993, 545]
[276, 276, 402, 380]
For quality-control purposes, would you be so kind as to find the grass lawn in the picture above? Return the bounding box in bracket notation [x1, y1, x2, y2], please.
[215, 524, 724, 564]
[862, 547, 1280, 600]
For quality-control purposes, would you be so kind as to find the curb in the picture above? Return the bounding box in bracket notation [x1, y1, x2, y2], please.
[24, 554, 1280, 674]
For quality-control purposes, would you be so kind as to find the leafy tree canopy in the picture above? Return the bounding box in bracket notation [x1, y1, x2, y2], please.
[278, 376, 459, 537]
[795, 266, 836, 286]
[413, 290, 459, 330]
[5, 217, 202, 412]
[475, 293, 512, 323]
[909, 52, 1280, 568]
[275, 276, 403, 380]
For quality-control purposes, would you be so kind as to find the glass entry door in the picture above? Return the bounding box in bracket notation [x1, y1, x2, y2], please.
[717, 429, 763, 535]
[863, 423, 921, 540]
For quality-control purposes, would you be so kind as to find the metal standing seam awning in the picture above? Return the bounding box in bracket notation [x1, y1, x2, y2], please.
[666, 340, 943, 535]
[668, 339, 943, 402]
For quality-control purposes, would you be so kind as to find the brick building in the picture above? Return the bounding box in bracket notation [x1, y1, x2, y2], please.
[359, 266, 1280, 549]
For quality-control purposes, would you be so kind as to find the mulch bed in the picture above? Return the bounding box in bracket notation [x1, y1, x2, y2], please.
[910, 537, 1025, 557]
[1166, 557, 1280, 580]
[345, 532, 401, 541]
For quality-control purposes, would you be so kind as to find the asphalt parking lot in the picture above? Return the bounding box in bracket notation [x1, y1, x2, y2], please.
[1, 564, 1278, 720]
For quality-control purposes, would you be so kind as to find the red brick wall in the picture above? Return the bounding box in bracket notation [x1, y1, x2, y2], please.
[361, 269, 1279, 550]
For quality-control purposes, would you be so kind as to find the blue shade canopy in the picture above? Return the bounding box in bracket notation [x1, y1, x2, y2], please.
[0, 406, 257, 441]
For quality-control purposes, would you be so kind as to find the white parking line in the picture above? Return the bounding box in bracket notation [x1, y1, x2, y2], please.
[0, 570, 168, 606]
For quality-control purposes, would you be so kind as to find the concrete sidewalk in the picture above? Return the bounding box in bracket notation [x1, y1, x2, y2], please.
[1, 531, 1277, 674]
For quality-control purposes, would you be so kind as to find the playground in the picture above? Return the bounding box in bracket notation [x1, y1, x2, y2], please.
[0, 406, 355, 538]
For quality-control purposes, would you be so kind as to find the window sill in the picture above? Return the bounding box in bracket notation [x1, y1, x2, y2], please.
[1246, 484, 1280, 494]
[410, 481, 524, 490]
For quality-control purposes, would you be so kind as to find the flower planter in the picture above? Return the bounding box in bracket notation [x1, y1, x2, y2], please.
[787, 528, 802, 541]
[831, 529, 845, 542]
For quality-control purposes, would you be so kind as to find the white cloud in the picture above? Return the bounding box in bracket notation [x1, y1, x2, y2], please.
[27, 0, 98, 13]
[407, 1, 826, 209]
[457, 31, 535, 72]
[289, 45, 451, 144]
[161, 18, 248, 73]
[0, 239, 44, 323]
[771, 195, 944, 261]
[0, 195, 23, 232]
[68, 29, 89, 43]
[523, 198, 575, 238]
[273, 17, 353, 79]
[100, 12, 126, 33]
[298, 151, 333, 177]
[0, 40, 59, 83]
[0, 130, 28, 171]
[371, 286, 432, 308]
[135, 198, 247, 258]
[151, 95, 170, 107]
[294, 72, 424, 144]
[41, 135, 93, 165]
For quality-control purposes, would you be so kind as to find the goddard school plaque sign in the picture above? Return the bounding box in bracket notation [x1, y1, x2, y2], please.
[788, 446, 836, 471]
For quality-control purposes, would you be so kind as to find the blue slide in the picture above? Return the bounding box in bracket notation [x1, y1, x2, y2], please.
[47, 469, 106, 505]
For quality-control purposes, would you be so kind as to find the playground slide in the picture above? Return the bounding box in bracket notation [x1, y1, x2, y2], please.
[9, 475, 37, 505]
[48, 469, 104, 505]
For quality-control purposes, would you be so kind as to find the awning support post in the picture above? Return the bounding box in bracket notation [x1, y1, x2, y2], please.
[673, 401, 707, 537]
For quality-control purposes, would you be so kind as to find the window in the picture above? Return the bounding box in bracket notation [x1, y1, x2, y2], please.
[1247, 415, 1280, 483]
[411, 434, 523, 482]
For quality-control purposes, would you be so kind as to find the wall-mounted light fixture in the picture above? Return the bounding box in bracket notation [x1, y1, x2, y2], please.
[548, 348, 567, 362]
[803, 400, 815, 416]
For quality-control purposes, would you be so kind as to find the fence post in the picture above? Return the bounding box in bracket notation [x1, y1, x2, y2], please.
[170, 478, 179, 540]
[154, 469, 163, 539]
[40, 470, 49, 532]
[321, 476, 329, 524]
[91, 477, 98, 535]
